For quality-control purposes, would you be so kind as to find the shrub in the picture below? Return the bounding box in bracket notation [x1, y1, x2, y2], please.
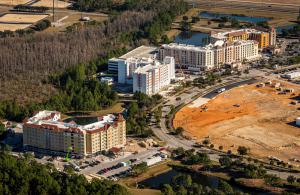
[34, 19, 51, 31]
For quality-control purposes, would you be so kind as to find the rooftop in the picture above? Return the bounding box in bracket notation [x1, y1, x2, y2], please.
[161, 39, 257, 51]
[211, 28, 267, 39]
[120, 45, 158, 59]
[24, 110, 124, 134]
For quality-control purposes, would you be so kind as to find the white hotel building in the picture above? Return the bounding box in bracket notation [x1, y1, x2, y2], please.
[159, 40, 259, 72]
[132, 57, 175, 95]
[108, 46, 176, 95]
[116, 56, 175, 95]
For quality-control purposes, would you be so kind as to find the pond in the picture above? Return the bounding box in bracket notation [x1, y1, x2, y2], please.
[139, 169, 219, 189]
[138, 169, 263, 193]
[199, 12, 270, 23]
[63, 116, 99, 125]
[174, 31, 210, 46]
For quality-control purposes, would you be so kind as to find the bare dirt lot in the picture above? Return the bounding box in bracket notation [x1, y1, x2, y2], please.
[31, 0, 71, 8]
[0, 13, 49, 23]
[174, 81, 300, 164]
[0, 23, 30, 31]
[223, 0, 300, 6]
[0, 0, 30, 5]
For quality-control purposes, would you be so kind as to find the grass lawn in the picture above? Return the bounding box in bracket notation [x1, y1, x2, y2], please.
[127, 188, 161, 195]
[120, 160, 174, 187]
[91, 102, 124, 116]
[62, 102, 124, 120]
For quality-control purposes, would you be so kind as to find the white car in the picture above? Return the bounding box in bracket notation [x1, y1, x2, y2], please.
[217, 88, 226, 93]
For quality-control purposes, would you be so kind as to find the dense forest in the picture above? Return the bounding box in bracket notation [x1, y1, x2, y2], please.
[0, 0, 188, 104]
[0, 62, 118, 121]
[0, 151, 129, 195]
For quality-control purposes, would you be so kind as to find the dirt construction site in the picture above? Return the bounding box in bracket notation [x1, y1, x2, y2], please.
[174, 81, 300, 165]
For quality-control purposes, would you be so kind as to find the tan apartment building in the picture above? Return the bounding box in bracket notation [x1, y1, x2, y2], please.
[23, 111, 126, 157]
[159, 39, 259, 72]
[211, 28, 276, 49]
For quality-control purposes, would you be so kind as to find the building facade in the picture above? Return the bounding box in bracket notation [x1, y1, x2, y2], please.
[210, 28, 276, 49]
[159, 40, 259, 72]
[114, 54, 175, 95]
[132, 57, 175, 95]
[108, 46, 158, 74]
[23, 111, 126, 157]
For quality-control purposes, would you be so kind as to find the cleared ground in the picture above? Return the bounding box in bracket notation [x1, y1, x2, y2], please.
[0, 0, 30, 5]
[0, 13, 48, 23]
[174, 81, 300, 164]
[0, 23, 30, 31]
[223, 0, 300, 6]
[31, 0, 71, 8]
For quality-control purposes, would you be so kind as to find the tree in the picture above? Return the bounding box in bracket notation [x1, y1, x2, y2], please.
[182, 16, 189, 21]
[0, 152, 129, 195]
[237, 146, 248, 155]
[209, 144, 214, 149]
[131, 162, 148, 176]
[219, 156, 232, 168]
[218, 146, 223, 150]
[264, 174, 281, 187]
[191, 16, 200, 23]
[172, 174, 192, 188]
[161, 35, 171, 44]
[287, 175, 296, 184]
[175, 127, 184, 135]
[0, 123, 6, 140]
[202, 139, 210, 146]
[218, 180, 233, 194]
[180, 20, 191, 32]
[230, 18, 240, 28]
[161, 184, 175, 195]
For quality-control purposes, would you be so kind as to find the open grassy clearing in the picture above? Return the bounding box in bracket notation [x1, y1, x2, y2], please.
[0, 23, 30, 31]
[0, 0, 29, 5]
[127, 188, 161, 195]
[120, 160, 173, 187]
[0, 13, 49, 23]
[31, 0, 71, 8]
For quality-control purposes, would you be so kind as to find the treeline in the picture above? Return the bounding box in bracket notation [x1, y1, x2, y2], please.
[0, 152, 129, 195]
[0, 61, 118, 121]
[0, 0, 187, 104]
[120, 0, 188, 44]
[281, 24, 300, 37]
[126, 92, 162, 137]
[161, 173, 247, 195]
[49, 63, 117, 112]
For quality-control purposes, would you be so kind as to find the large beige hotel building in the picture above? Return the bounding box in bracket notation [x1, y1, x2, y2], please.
[159, 40, 259, 72]
[23, 111, 126, 157]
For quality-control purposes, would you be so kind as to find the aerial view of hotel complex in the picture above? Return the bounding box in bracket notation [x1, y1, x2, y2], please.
[0, 0, 300, 194]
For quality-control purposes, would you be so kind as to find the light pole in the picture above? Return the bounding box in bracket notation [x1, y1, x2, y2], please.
[52, 0, 55, 22]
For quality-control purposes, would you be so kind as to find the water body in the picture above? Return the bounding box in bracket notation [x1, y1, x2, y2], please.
[174, 31, 209, 46]
[64, 116, 98, 125]
[199, 12, 270, 23]
[139, 169, 219, 189]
